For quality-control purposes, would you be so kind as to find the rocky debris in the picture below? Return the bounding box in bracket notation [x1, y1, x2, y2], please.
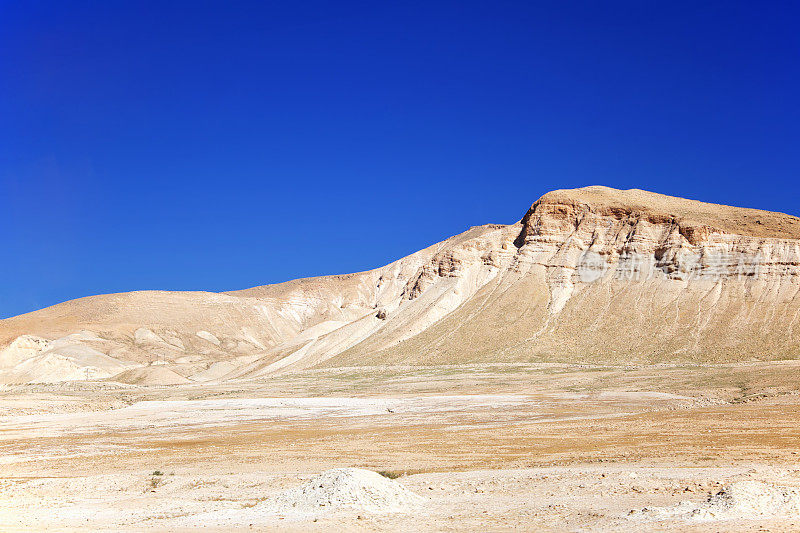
[267, 468, 424, 514]
[635, 481, 800, 521]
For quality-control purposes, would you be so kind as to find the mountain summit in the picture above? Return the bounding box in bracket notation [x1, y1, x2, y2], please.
[3, 186, 799, 384]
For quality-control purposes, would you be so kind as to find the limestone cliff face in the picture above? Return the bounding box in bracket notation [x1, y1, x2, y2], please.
[2, 186, 800, 384]
[511, 188, 800, 314]
[328, 187, 800, 366]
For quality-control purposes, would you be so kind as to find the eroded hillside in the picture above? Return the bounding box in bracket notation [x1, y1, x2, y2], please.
[2, 186, 800, 384]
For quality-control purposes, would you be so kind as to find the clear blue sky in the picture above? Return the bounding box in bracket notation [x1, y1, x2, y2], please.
[1, 1, 799, 319]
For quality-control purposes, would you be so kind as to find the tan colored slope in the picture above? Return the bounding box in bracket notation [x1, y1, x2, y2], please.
[0, 288, 371, 365]
[326, 269, 800, 366]
[0, 218, 506, 382]
[225, 223, 506, 300]
[2, 186, 800, 383]
[108, 365, 191, 386]
[0, 291, 269, 346]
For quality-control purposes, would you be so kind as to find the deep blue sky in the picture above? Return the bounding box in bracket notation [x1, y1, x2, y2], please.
[1, 1, 799, 318]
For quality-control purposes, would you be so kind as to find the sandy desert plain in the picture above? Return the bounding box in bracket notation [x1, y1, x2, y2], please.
[3, 187, 800, 531]
[2, 361, 800, 531]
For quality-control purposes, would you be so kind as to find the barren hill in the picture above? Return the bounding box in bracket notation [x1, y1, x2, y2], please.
[3, 186, 800, 384]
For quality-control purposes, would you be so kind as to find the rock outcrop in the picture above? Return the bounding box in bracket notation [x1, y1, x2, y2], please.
[2, 186, 799, 383]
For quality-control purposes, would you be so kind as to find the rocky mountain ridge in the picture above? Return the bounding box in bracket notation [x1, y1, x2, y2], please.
[2, 186, 799, 385]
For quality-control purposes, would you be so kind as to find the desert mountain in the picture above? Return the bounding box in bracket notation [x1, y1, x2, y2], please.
[2, 186, 800, 385]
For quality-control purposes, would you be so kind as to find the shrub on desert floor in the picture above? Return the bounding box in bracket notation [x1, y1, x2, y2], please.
[377, 470, 404, 479]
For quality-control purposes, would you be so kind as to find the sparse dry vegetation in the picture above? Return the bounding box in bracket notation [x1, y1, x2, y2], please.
[377, 470, 404, 479]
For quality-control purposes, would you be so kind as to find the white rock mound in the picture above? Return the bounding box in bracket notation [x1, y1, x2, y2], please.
[640, 481, 800, 522]
[0, 335, 50, 367]
[0, 334, 132, 384]
[269, 468, 424, 514]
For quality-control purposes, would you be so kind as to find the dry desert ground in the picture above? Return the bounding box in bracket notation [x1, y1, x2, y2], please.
[3, 361, 800, 531]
